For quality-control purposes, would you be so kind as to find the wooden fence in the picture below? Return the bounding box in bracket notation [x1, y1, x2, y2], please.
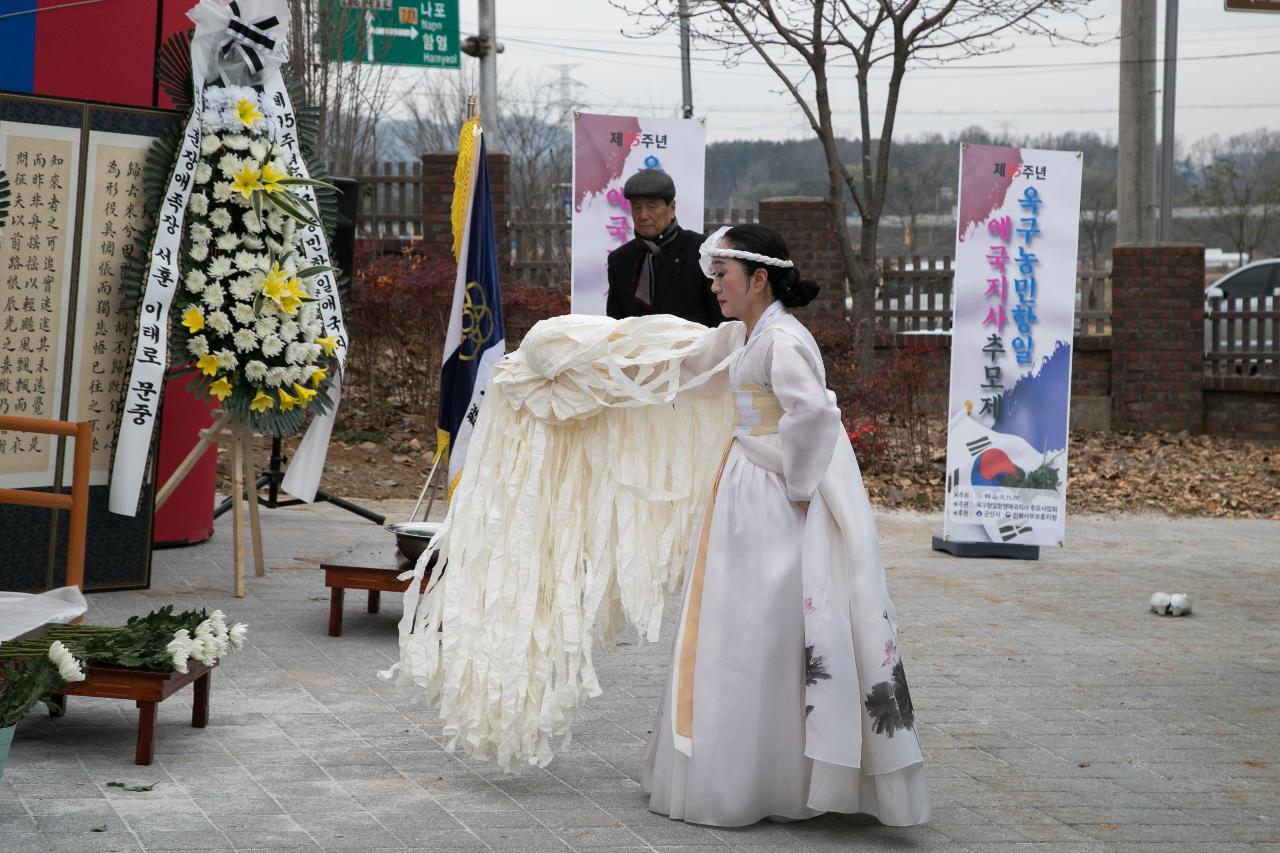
[1205, 296, 1280, 378]
[350, 161, 422, 242]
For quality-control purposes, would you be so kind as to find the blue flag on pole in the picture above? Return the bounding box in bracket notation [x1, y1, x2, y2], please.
[438, 118, 505, 496]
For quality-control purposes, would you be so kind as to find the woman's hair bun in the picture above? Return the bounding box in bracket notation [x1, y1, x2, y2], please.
[775, 267, 820, 308]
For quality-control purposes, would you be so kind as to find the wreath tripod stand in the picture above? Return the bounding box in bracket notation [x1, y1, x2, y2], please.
[212, 435, 385, 525]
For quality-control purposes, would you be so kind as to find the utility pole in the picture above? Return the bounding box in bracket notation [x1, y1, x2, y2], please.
[1117, 0, 1157, 243]
[678, 0, 693, 119]
[479, 0, 499, 150]
[1159, 0, 1179, 241]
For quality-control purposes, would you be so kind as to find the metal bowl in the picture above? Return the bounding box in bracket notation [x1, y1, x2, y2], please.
[385, 521, 441, 564]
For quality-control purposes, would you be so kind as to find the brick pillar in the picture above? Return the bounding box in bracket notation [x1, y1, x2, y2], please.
[420, 151, 511, 273]
[756, 197, 845, 309]
[1109, 243, 1205, 433]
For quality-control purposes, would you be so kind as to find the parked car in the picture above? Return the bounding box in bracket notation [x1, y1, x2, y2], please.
[1204, 258, 1280, 376]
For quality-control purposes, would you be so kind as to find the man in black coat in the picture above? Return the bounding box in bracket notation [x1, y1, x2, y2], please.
[605, 169, 724, 326]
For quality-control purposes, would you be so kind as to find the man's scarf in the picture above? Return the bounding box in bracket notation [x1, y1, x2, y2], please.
[635, 219, 682, 310]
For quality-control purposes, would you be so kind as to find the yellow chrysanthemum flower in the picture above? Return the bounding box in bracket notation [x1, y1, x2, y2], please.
[278, 386, 298, 412]
[235, 98, 265, 129]
[259, 161, 288, 193]
[230, 163, 263, 199]
[209, 376, 233, 401]
[309, 366, 327, 388]
[292, 383, 317, 406]
[316, 336, 338, 356]
[249, 390, 274, 413]
[196, 353, 221, 376]
[182, 306, 205, 333]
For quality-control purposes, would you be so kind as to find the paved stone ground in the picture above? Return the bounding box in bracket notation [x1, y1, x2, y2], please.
[1, 500, 1277, 853]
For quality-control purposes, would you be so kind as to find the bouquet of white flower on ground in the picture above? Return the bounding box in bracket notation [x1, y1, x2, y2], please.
[0, 607, 249, 681]
[0, 640, 86, 728]
[172, 84, 339, 435]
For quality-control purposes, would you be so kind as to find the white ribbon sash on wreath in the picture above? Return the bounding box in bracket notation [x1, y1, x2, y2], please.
[273, 84, 349, 502]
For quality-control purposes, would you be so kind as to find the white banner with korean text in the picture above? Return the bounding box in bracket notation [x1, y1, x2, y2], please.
[571, 113, 705, 315]
[941, 144, 1083, 548]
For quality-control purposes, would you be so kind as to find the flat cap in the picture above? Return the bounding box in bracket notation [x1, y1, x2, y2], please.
[623, 169, 676, 201]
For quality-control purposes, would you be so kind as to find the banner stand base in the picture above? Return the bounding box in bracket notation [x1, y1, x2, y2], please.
[932, 536, 1039, 560]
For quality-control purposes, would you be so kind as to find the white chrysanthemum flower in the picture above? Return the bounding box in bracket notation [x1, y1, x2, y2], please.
[215, 233, 240, 252]
[189, 222, 212, 245]
[184, 269, 207, 292]
[241, 235, 265, 251]
[265, 366, 289, 388]
[228, 623, 249, 651]
[233, 328, 258, 352]
[47, 640, 86, 683]
[231, 192, 252, 209]
[189, 243, 209, 262]
[259, 299, 281, 318]
[230, 275, 258, 302]
[200, 134, 221, 155]
[211, 181, 233, 203]
[247, 139, 267, 162]
[284, 342, 309, 364]
[215, 348, 237, 371]
[187, 335, 209, 357]
[207, 256, 233, 279]
[285, 365, 305, 385]
[245, 360, 268, 382]
[304, 320, 323, 340]
[242, 210, 263, 233]
[254, 316, 278, 337]
[279, 319, 300, 342]
[234, 251, 264, 273]
[167, 629, 192, 674]
[299, 303, 319, 325]
[207, 310, 232, 335]
[231, 303, 256, 324]
[260, 334, 285, 357]
[223, 134, 249, 151]
[202, 284, 225, 310]
[195, 163, 213, 184]
[265, 210, 285, 233]
[188, 193, 209, 215]
[209, 208, 233, 230]
[217, 152, 242, 177]
[264, 238, 284, 256]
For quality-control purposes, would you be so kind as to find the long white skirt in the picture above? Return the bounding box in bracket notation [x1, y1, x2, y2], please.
[641, 441, 929, 827]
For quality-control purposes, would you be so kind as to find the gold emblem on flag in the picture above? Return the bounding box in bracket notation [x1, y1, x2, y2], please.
[459, 280, 495, 361]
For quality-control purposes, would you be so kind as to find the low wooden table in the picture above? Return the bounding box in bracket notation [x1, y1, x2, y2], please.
[50, 661, 214, 765]
[321, 541, 436, 637]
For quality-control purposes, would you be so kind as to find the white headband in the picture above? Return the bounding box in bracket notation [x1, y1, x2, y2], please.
[698, 226, 795, 277]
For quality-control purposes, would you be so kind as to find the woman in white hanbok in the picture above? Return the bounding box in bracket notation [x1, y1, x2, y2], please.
[642, 225, 930, 827]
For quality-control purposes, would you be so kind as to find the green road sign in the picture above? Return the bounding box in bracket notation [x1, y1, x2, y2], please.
[327, 0, 460, 69]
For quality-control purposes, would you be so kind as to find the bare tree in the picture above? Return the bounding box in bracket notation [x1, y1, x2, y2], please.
[1190, 130, 1280, 264]
[886, 134, 948, 254]
[287, 0, 399, 173]
[394, 70, 572, 214]
[1079, 165, 1115, 270]
[619, 0, 1096, 370]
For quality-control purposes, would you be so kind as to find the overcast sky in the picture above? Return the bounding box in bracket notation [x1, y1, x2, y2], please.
[392, 0, 1280, 147]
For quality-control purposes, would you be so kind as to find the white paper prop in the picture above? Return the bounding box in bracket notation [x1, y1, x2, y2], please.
[383, 314, 736, 770]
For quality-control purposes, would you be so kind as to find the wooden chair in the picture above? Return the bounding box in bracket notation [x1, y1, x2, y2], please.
[0, 415, 91, 590]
